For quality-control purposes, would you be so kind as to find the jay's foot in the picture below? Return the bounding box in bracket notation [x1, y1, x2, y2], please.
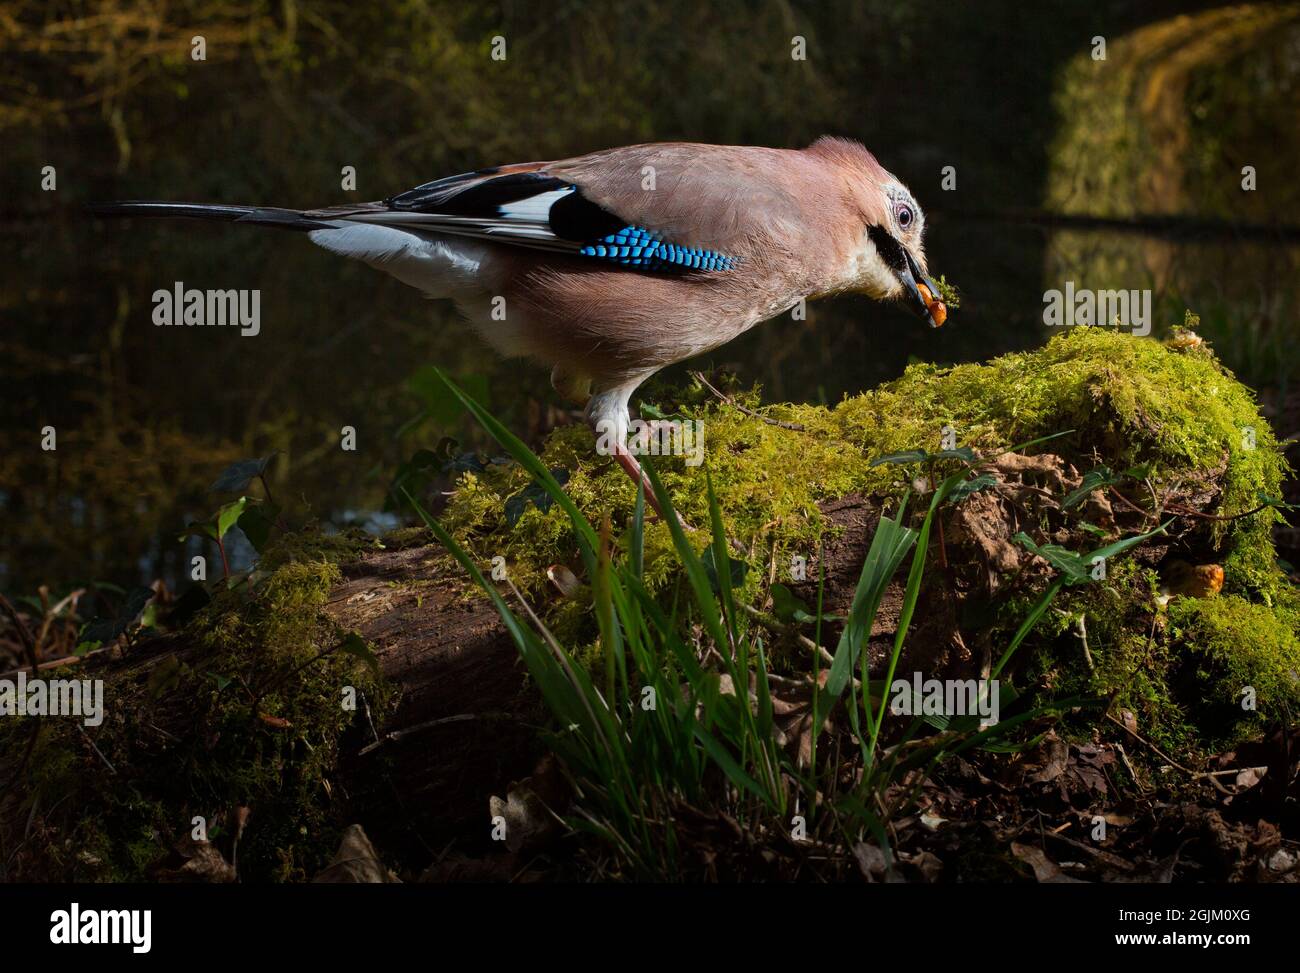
[610, 441, 694, 532]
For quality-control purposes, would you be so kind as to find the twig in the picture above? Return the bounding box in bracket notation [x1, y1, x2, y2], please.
[690, 371, 807, 431]
[1114, 742, 1144, 792]
[0, 593, 41, 676]
[1054, 609, 1094, 671]
[741, 603, 835, 666]
[1104, 712, 1196, 775]
[358, 713, 481, 756]
[1107, 485, 1273, 524]
[77, 723, 117, 775]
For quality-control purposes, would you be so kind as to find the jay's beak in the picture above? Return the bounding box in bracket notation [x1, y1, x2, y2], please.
[898, 249, 947, 329]
[866, 225, 947, 328]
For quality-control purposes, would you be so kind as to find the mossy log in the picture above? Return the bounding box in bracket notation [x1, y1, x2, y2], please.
[286, 329, 1300, 863]
[4, 329, 1298, 880]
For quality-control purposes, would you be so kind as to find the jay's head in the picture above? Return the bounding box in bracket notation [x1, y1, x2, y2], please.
[813, 139, 946, 327]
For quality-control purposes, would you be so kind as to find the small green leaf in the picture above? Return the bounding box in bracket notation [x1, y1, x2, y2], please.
[770, 583, 807, 623]
[1012, 533, 1089, 582]
[80, 585, 155, 644]
[215, 497, 251, 540]
[178, 520, 219, 543]
[237, 502, 280, 552]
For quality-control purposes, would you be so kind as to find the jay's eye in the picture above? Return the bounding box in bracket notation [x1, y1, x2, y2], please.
[896, 204, 914, 229]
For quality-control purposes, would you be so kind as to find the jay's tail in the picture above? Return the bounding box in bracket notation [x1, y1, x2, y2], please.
[89, 199, 500, 313]
[88, 201, 334, 232]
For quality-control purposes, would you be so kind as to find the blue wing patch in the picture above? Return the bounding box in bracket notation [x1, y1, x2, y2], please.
[579, 225, 736, 272]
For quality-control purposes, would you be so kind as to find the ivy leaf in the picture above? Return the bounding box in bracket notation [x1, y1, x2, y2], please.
[1012, 533, 1090, 583]
[504, 468, 570, 527]
[178, 519, 219, 543]
[946, 474, 996, 504]
[1257, 491, 1299, 512]
[870, 450, 929, 467]
[702, 546, 748, 594]
[932, 447, 977, 463]
[1063, 466, 1122, 509]
[1014, 520, 1171, 586]
[215, 497, 251, 540]
[169, 585, 211, 627]
[210, 452, 278, 493]
[236, 502, 279, 552]
[770, 583, 838, 624]
[434, 436, 488, 474]
[79, 584, 155, 646]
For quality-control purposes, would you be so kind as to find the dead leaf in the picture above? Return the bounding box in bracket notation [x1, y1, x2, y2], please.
[313, 824, 400, 883]
[1011, 841, 1086, 883]
[154, 838, 236, 883]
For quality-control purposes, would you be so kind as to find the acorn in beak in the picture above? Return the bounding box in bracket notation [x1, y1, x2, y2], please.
[899, 248, 947, 328]
[866, 225, 947, 328]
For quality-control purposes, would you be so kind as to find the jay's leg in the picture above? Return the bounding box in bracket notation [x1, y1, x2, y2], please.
[610, 438, 671, 521]
[585, 379, 690, 529]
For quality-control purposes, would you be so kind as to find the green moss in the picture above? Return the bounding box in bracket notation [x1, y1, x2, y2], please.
[441, 328, 1287, 601]
[257, 524, 378, 571]
[379, 525, 435, 550]
[1, 529, 392, 882]
[1012, 559, 1300, 753]
[1165, 592, 1300, 745]
[1018, 563, 1194, 752]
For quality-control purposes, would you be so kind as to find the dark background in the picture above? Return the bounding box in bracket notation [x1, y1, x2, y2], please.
[3, 0, 1298, 593]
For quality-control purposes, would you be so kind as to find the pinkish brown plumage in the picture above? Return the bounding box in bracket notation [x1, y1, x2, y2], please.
[91, 137, 946, 513]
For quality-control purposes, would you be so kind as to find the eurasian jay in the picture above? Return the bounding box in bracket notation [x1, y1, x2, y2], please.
[93, 137, 946, 514]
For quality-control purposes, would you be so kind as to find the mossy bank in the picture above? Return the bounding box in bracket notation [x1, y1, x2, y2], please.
[438, 326, 1295, 750]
